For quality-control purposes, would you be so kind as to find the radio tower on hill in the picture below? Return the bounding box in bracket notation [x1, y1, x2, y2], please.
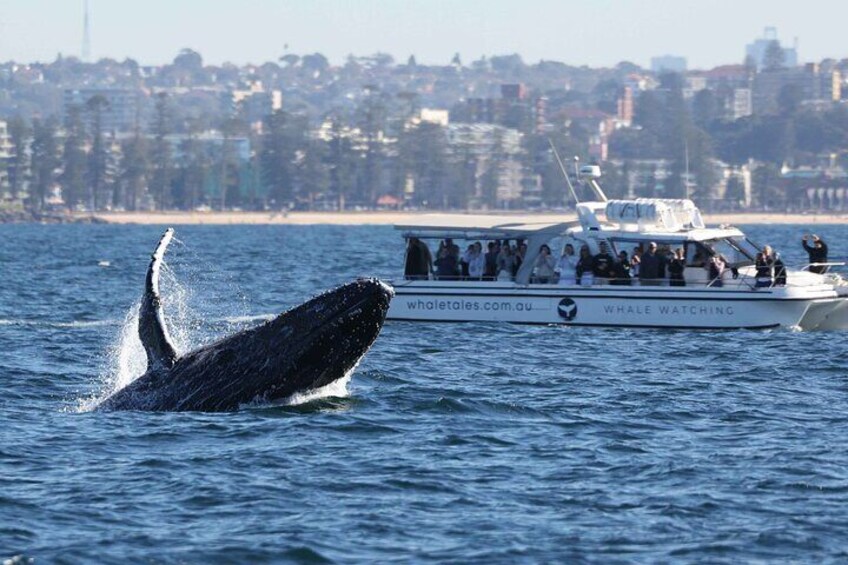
[82, 0, 91, 62]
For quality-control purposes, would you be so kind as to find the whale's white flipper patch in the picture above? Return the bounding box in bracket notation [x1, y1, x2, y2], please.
[139, 228, 179, 371]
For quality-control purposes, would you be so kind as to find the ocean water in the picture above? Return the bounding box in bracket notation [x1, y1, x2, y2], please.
[3, 222, 848, 563]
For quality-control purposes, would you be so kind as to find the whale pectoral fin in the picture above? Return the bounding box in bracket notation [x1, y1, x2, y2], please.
[139, 228, 179, 370]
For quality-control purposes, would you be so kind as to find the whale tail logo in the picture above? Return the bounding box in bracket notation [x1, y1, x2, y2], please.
[557, 298, 577, 321]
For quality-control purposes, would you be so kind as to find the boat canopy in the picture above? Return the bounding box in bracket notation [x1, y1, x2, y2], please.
[397, 214, 577, 241]
[574, 198, 706, 234]
[604, 199, 705, 231]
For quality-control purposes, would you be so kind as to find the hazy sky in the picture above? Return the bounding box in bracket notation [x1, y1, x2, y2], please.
[0, 0, 843, 69]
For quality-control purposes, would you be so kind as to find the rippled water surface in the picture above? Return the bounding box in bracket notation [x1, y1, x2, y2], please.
[3, 223, 848, 563]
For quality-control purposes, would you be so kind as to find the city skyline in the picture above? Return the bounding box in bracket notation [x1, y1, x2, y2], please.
[0, 0, 844, 69]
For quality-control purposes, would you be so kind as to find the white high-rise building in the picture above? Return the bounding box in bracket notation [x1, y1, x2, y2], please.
[0, 120, 12, 191]
[746, 27, 798, 70]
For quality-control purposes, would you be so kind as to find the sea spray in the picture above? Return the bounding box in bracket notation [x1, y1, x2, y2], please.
[79, 256, 205, 411]
[76, 302, 146, 412]
[78, 235, 293, 411]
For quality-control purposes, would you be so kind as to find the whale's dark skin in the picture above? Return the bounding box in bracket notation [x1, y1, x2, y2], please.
[99, 229, 393, 412]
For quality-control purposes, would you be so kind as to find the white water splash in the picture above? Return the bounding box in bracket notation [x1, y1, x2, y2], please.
[159, 260, 198, 355]
[284, 373, 353, 406]
[77, 303, 147, 412]
[78, 258, 207, 412]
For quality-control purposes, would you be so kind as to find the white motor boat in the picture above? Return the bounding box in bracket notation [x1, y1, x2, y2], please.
[387, 165, 848, 330]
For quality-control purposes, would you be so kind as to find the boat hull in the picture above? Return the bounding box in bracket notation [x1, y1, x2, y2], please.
[388, 281, 845, 330]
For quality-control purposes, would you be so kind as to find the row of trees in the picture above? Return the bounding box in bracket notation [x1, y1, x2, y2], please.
[1, 87, 595, 212]
[5, 74, 848, 213]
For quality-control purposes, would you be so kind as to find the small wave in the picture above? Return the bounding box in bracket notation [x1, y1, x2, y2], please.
[0, 318, 119, 328]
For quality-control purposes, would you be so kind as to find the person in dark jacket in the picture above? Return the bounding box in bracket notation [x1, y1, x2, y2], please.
[774, 253, 787, 286]
[576, 245, 595, 286]
[802, 234, 829, 274]
[484, 241, 499, 280]
[404, 237, 432, 279]
[668, 248, 686, 287]
[592, 242, 615, 283]
[434, 247, 459, 280]
[707, 254, 726, 287]
[639, 242, 661, 286]
[754, 252, 773, 288]
[610, 251, 632, 285]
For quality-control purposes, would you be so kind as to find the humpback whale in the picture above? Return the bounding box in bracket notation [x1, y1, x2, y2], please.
[99, 228, 393, 411]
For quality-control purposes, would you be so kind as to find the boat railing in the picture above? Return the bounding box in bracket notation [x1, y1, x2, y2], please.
[799, 262, 846, 273]
[401, 271, 835, 290]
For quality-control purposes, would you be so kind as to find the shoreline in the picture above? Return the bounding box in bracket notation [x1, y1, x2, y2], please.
[4, 209, 848, 226]
[74, 210, 848, 226]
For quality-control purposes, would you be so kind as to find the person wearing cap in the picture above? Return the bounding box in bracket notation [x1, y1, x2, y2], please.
[802, 234, 829, 274]
[639, 242, 661, 286]
[592, 242, 615, 284]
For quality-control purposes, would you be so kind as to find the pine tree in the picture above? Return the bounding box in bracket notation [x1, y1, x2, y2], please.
[150, 93, 172, 210]
[327, 113, 356, 210]
[85, 95, 110, 210]
[358, 85, 386, 205]
[30, 118, 59, 211]
[60, 105, 87, 209]
[119, 130, 148, 211]
[178, 119, 207, 210]
[260, 110, 293, 206]
[7, 116, 31, 203]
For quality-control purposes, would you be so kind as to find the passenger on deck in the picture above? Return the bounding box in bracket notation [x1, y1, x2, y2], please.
[774, 252, 787, 286]
[434, 247, 459, 280]
[639, 242, 661, 286]
[592, 242, 615, 284]
[555, 244, 577, 286]
[576, 245, 595, 286]
[445, 238, 461, 277]
[445, 238, 460, 258]
[802, 234, 829, 274]
[611, 251, 632, 285]
[668, 248, 686, 287]
[460, 244, 474, 279]
[630, 247, 642, 279]
[467, 242, 485, 280]
[707, 254, 726, 287]
[496, 242, 516, 281]
[484, 241, 499, 280]
[514, 242, 527, 277]
[404, 237, 433, 280]
[534, 244, 556, 283]
[755, 251, 774, 288]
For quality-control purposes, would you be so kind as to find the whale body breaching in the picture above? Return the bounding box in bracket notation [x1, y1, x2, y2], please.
[99, 228, 393, 412]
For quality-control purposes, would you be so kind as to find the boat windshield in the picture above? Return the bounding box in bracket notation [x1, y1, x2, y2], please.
[729, 236, 762, 258]
[704, 237, 756, 267]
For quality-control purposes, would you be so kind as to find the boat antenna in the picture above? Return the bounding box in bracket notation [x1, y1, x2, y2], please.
[684, 138, 691, 200]
[548, 138, 580, 205]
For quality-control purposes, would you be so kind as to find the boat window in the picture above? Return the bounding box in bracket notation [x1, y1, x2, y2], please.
[685, 242, 709, 267]
[547, 236, 566, 256]
[729, 237, 760, 260]
[705, 238, 754, 266]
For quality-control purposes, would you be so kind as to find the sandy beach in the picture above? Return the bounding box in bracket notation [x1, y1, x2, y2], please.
[81, 210, 848, 226]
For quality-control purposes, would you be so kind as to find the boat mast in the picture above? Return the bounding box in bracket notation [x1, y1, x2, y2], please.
[548, 138, 581, 205]
[684, 138, 691, 201]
